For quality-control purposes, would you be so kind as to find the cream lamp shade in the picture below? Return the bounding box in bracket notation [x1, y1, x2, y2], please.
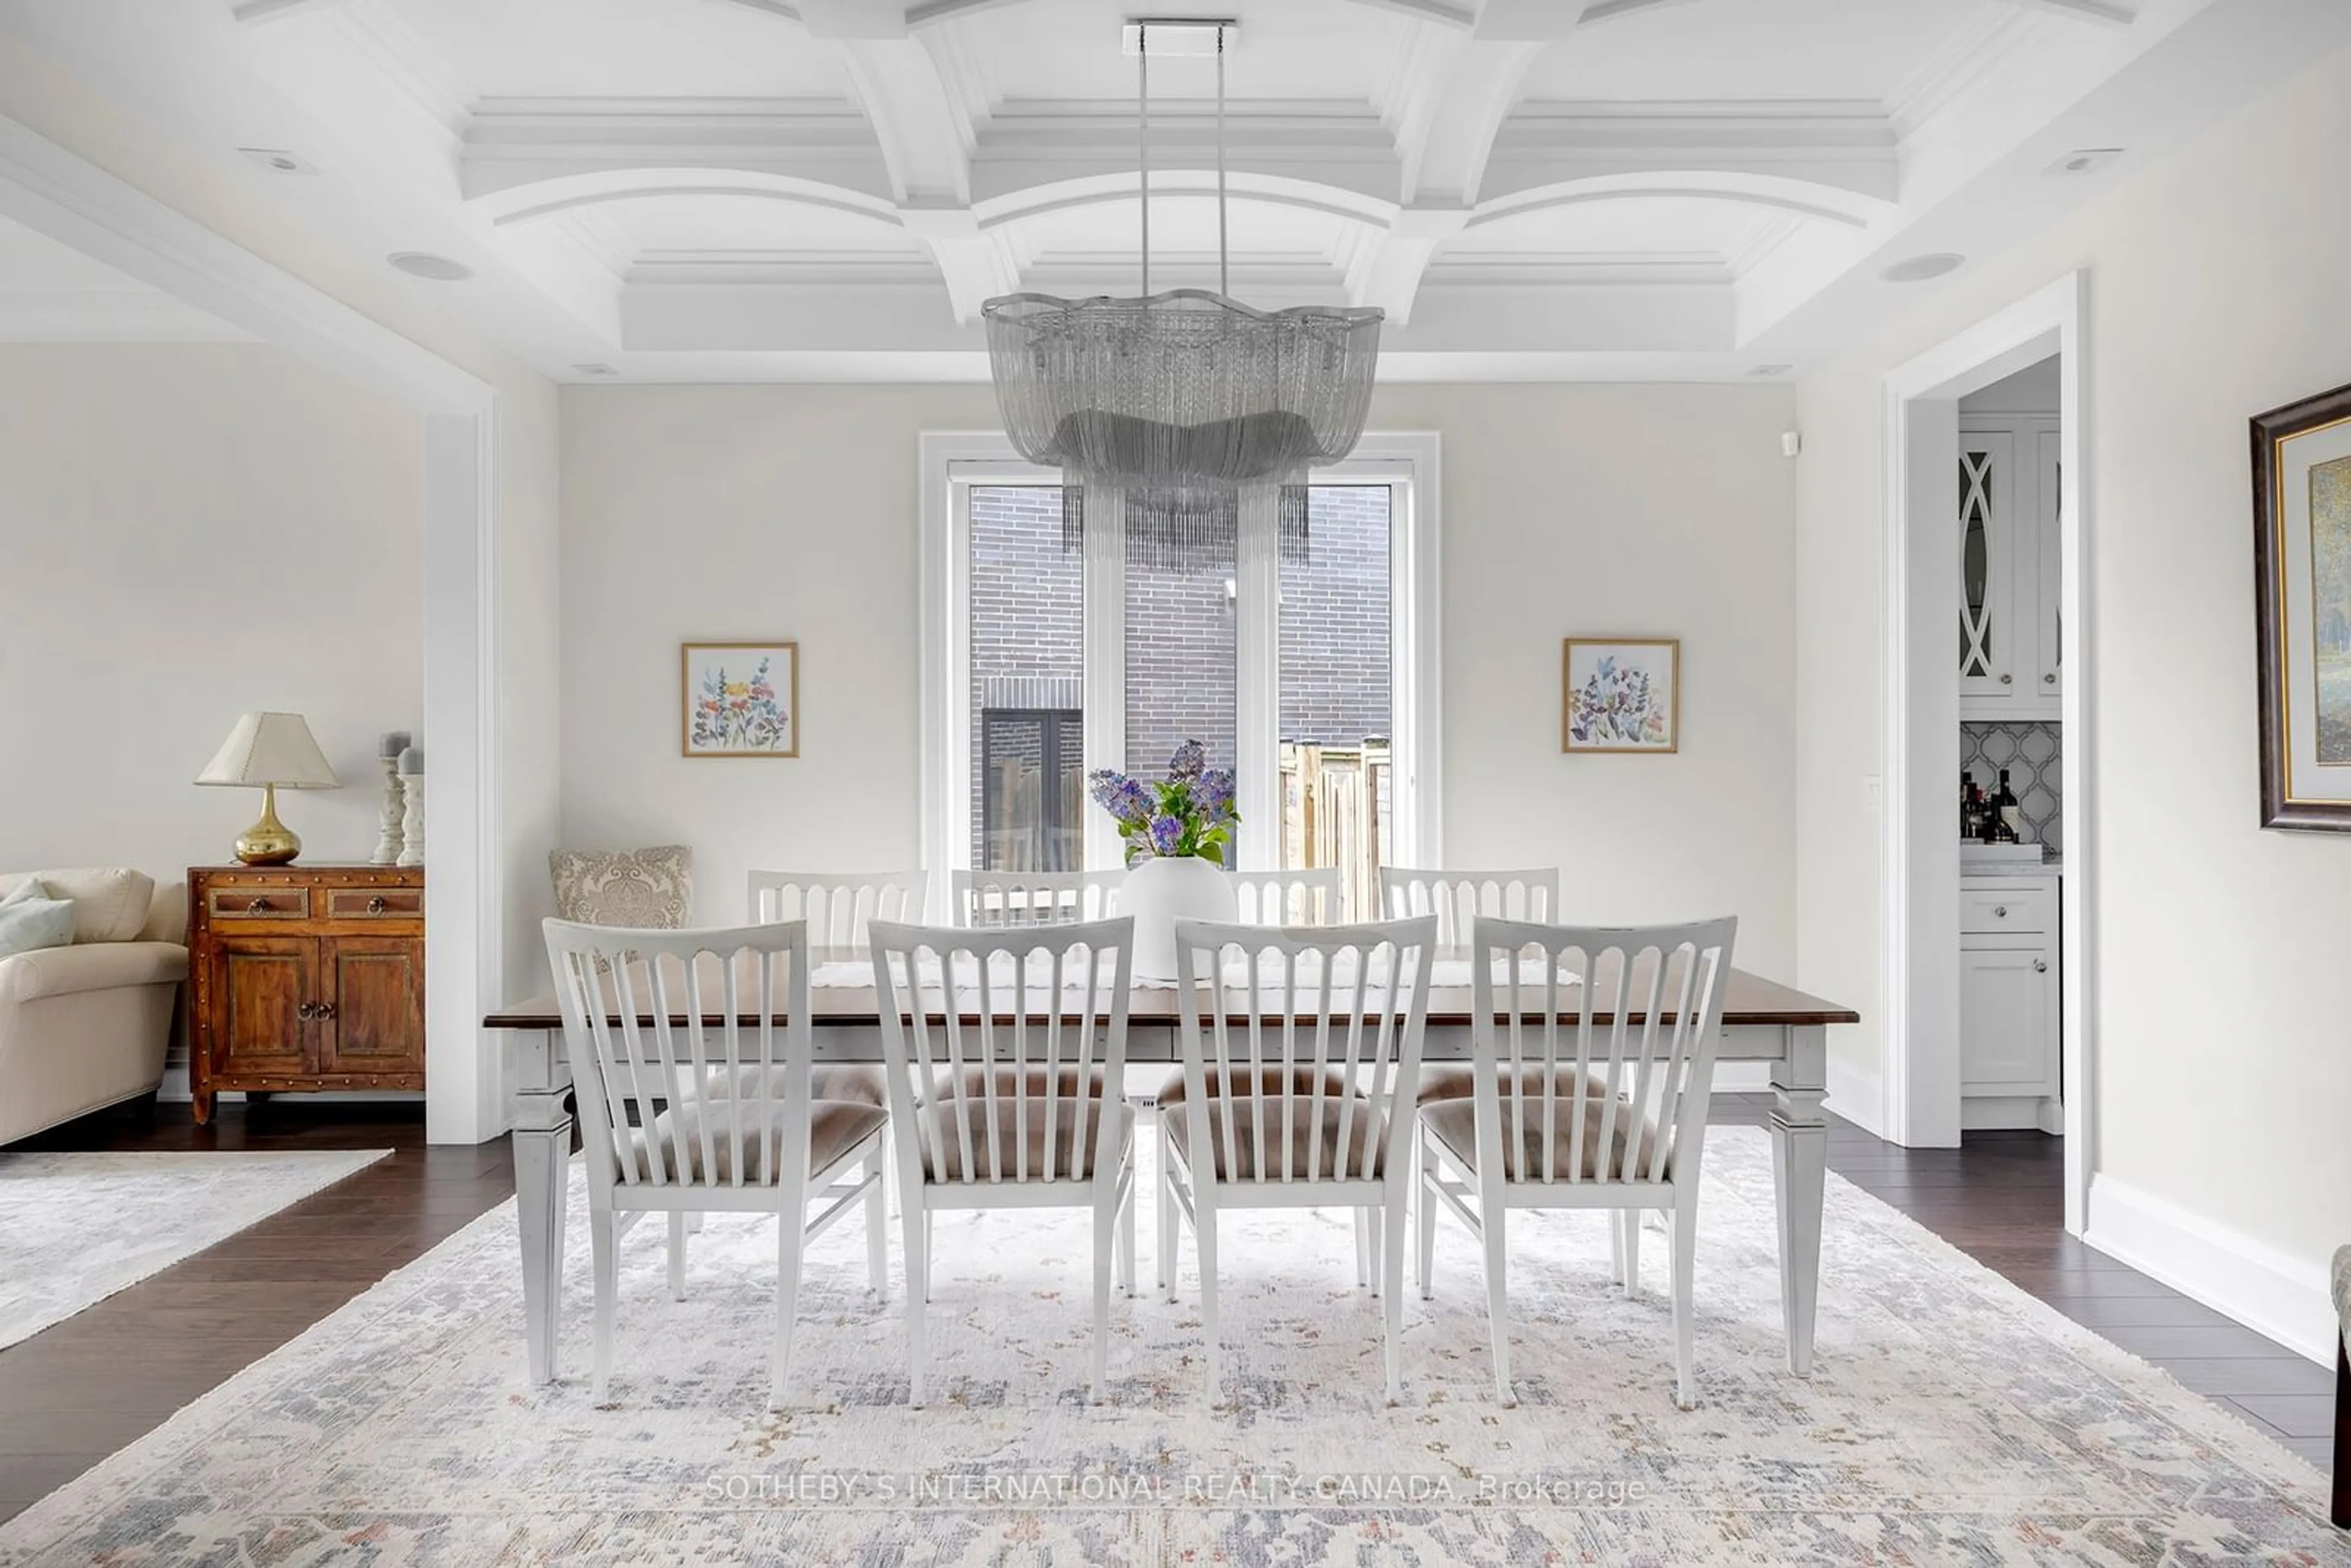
[195, 711, 340, 865]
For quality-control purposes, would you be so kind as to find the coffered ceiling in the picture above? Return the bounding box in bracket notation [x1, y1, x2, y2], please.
[1, 0, 2339, 380]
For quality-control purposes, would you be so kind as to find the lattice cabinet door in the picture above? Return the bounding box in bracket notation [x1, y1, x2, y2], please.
[1957, 429, 2020, 707]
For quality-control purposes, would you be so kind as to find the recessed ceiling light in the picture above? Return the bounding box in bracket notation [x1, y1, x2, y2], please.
[1879, 252, 1965, 284]
[238, 146, 318, 176]
[574, 363, 618, 377]
[2045, 147, 2124, 177]
[388, 251, 472, 282]
[1747, 363, 1793, 377]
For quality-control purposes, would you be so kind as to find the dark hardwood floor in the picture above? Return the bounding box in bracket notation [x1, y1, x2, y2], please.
[0, 1093, 2335, 1525]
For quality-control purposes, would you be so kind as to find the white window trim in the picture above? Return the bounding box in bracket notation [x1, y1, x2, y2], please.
[918, 429, 1442, 904]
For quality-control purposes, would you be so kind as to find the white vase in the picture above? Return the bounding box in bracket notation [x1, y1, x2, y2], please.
[1122, 855, 1239, 981]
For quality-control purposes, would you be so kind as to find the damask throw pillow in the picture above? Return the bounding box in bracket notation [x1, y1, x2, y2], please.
[549, 846, 694, 929]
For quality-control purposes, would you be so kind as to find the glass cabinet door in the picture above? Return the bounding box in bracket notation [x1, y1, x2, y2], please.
[1958, 431, 2017, 703]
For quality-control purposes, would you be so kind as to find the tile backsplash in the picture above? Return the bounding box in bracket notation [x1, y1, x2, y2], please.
[1962, 721, 2061, 853]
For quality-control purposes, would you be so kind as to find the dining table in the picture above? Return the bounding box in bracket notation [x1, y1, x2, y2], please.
[482, 951, 1860, 1387]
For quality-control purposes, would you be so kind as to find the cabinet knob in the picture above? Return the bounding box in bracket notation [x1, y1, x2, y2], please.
[2000, 673, 2013, 685]
[366, 896, 389, 914]
[296, 1001, 316, 1020]
[2043, 672, 2057, 685]
[316, 1000, 336, 1021]
[1993, 905, 2008, 918]
[2032, 959, 2048, 973]
[246, 896, 271, 913]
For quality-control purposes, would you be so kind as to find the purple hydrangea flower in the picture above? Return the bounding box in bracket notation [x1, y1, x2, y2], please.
[1168, 739, 1207, 781]
[1148, 814, 1184, 856]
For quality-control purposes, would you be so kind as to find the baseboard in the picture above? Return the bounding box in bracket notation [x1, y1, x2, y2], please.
[2083, 1172, 2337, 1366]
[156, 1065, 427, 1108]
[1824, 1056, 1884, 1138]
[1959, 1094, 2063, 1133]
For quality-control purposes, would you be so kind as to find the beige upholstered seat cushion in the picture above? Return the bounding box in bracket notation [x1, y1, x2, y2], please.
[687, 1062, 889, 1109]
[549, 846, 693, 928]
[626, 1099, 884, 1183]
[915, 1065, 1130, 1181]
[0, 868, 156, 944]
[1154, 1063, 1354, 1111]
[1160, 1067, 1389, 1180]
[1417, 1065, 1662, 1181]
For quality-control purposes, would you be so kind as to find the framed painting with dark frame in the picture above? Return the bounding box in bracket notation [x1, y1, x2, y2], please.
[2253, 383, 2351, 830]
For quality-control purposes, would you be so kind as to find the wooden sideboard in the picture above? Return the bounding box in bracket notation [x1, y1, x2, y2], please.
[186, 864, 424, 1123]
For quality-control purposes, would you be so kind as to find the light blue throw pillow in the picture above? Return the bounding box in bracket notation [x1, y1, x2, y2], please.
[0, 880, 77, 961]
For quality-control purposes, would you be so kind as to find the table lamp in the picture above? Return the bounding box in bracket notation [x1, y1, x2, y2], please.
[195, 711, 340, 865]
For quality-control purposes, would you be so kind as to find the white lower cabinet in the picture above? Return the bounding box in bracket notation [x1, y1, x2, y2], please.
[1959, 873, 2061, 1133]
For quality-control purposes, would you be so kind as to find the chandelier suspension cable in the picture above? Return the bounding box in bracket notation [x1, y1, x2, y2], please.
[1216, 23, 1228, 297]
[1138, 23, 1149, 298]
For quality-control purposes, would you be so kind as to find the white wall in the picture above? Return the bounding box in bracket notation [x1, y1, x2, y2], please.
[560, 381, 1801, 973]
[0, 342, 422, 879]
[1795, 45, 2351, 1348]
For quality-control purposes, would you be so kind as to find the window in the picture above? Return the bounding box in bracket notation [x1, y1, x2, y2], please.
[924, 435, 1437, 918]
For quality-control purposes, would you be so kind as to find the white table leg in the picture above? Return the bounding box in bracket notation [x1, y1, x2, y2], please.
[1769, 1023, 1829, 1377]
[509, 1028, 573, 1386]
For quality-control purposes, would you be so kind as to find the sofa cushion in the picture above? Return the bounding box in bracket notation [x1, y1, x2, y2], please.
[0, 868, 157, 944]
[0, 882, 76, 961]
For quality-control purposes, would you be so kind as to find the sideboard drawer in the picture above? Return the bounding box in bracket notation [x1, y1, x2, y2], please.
[209, 886, 312, 921]
[327, 887, 423, 920]
[1960, 888, 2049, 935]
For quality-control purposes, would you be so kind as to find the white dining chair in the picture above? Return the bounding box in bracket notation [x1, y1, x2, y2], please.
[543, 917, 889, 1407]
[1229, 866, 1342, 925]
[870, 916, 1139, 1404]
[952, 868, 1122, 927]
[748, 869, 924, 946]
[1415, 915, 1738, 1409]
[1161, 914, 1438, 1406]
[1379, 866, 1558, 948]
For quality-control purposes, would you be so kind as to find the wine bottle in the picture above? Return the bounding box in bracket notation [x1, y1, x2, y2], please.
[1993, 768, 2021, 843]
[1960, 771, 1977, 839]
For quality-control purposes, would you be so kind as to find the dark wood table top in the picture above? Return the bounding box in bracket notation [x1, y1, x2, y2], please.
[486, 955, 1858, 1032]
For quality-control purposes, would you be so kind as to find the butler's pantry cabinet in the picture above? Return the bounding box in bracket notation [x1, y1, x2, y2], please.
[1959, 412, 2061, 719]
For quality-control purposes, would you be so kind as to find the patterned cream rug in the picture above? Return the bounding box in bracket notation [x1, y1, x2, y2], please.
[0, 1148, 391, 1350]
[0, 1130, 2338, 1566]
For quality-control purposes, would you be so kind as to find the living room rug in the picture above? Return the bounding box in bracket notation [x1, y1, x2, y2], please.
[0, 1148, 391, 1350]
[0, 1130, 2338, 1566]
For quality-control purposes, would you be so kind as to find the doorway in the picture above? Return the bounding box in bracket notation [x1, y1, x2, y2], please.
[1880, 272, 2091, 1234]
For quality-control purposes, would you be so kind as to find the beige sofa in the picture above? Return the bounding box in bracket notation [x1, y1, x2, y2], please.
[0, 868, 187, 1146]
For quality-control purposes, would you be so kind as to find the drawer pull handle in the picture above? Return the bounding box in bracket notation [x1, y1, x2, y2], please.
[2032, 959, 2048, 973]
[366, 896, 389, 914]
[1993, 905, 2008, 918]
[246, 896, 271, 913]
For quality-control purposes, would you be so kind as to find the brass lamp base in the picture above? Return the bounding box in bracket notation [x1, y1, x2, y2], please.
[234, 783, 302, 866]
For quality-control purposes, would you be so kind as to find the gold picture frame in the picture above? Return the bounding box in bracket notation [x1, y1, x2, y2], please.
[681, 641, 800, 758]
[1562, 637, 1681, 754]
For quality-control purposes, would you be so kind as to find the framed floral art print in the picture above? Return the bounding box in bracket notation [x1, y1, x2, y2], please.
[682, 641, 798, 758]
[1562, 637, 1680, 754]
[2253, 381, 2351, 828]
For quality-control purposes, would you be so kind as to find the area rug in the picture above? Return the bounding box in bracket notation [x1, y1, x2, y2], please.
[0, 1130, 2339, 1566]
[0, 1148, 391, 1349]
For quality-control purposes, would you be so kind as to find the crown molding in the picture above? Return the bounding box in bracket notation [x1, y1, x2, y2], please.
[0, 286, 255, 342]
[320, 0, 471, 140]
[462, 97, 891, 202]
[1991, 0, 2135, 26]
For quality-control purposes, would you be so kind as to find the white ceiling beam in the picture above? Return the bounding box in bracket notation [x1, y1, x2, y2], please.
[1987, 0, 2135, 26]
[1483, 101, 1899, 204]
[461, 98, 894, 203]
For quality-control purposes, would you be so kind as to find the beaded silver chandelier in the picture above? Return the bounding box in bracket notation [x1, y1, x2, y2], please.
[980, 20, 1383, 572]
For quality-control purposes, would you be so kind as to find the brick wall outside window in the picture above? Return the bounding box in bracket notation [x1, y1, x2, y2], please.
[968, 484, 1392, 865]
